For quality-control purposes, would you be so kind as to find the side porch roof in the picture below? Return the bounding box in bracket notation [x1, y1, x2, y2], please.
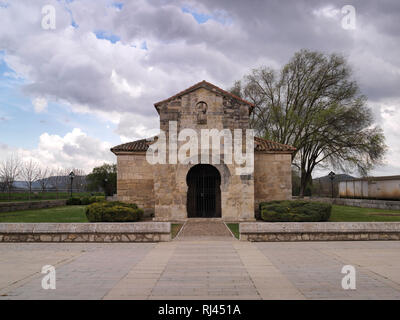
[111, 136, 295, 155]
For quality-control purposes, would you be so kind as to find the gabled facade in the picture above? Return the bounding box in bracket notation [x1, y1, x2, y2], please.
[111, 81, 295, 221]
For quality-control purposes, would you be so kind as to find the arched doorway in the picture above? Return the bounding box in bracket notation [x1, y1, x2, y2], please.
[186, 164, 221, 218]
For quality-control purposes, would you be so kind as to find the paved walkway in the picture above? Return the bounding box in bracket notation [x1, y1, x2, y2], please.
[176, 219, 234, 241]
[1, 241, 400, 299]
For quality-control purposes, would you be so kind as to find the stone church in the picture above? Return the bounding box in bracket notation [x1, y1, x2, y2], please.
[111, 81, 295, 221]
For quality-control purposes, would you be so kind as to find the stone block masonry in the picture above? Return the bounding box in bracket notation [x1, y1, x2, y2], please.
[112, 81, 296, 222]
[240, 222, 400, 241]
[0, 222, 171, 242]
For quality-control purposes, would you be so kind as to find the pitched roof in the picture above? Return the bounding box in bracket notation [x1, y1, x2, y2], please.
[254, 136, 296, 153]
[111, 136, 295, 154]
[154, 80, 255, 110]
[111, 137, 157, 153]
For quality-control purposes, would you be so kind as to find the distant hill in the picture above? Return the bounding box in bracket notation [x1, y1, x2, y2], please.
[313, 173, 356, 183]
[12, 181, 33, 190]
[12, 175, 87, 190]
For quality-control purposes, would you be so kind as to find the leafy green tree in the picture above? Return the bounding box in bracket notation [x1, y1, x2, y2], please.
[87, 163, 117, 196]
[232, 49, 386, 196]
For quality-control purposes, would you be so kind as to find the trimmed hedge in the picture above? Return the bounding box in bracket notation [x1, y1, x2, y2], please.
[89, 196, 105, 204]
[85, 201, 143, 222]
[66, 195, 105, 206]
[259, 200, 332, 222]
[66, 197, 82, 205]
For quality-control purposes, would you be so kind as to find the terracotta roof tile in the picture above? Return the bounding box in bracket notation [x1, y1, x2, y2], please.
[254, 136, 296, 153]
[111, 136, 295, 154]
[111, 137, 157, 153]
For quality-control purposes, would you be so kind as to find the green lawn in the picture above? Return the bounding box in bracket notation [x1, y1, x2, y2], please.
[329, 205, 400, 222]
[0, 206, 88, 223]
[1, 204, 400, 224]
[227, 223, 239, 239]
[171, 224, 183, 239]
[0, 192, 104, 202]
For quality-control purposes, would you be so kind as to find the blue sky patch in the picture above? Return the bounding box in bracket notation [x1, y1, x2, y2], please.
[181, 6, 232, 25]
[141, 41, 148, 50]
[0, 54, 120, 150]
[112, 2, 124, 10]
[94, 30, 121, 44]
[182, 7, 211, 24]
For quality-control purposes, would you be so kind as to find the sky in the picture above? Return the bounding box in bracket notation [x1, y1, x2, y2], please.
[0, 0, 399, 177]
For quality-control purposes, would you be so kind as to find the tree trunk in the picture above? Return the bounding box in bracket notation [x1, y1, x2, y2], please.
[299, 170, 312, 198]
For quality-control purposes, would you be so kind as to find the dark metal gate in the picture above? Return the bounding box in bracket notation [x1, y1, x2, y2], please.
[187, 165, 221, 218]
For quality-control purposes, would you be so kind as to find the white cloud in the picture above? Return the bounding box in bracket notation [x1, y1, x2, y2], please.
[111, 69, 143, 98]
[115, 113, 159, 142]
[374, 100, 400, 175]
[0, 0, 400, 176]
[33, 97, 48, 113]
[0, 128, 115, 173]
[312, 6, 341, 19]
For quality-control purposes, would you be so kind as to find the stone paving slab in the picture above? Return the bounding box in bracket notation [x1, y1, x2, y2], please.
[0, 243, 154, 299]
[1, 241, 400, 299]
[233, 241, 305, 300]
[176, 220, 234, 241]
[255, 241, 400, 299]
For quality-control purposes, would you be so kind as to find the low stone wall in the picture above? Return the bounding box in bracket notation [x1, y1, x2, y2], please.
[305, 197, 400, 210]
[0, 222, 171, 242]
[0, 200, 67, 213]
[240, 222, 400, 241]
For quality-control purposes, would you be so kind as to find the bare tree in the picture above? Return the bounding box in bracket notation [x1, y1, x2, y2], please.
[0, 154, 22, 200]
[233, 49, 386, 196]
[48, 168, 65, 199]
[72, 168, 87, 193]
[0, 179, 6, 192]
[37, 167, 53, 193]
[0, 171, 6, 192]
[21, 160, 40, 200]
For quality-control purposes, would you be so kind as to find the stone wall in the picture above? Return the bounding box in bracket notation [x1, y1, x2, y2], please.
[338, 177, 400, 200]
[240, 222, 400, 241]
[158, 87, 250, 134]
[254, 153, 292, 212]
[153, 162, 254, 222]
[306, 197, 400, 210]
[0, 222, 171, 242]
[0, 199, 66, 213]
[117, 153, 155, 216]
[154, 87, 255, 221]
[115, 86, 293, 222]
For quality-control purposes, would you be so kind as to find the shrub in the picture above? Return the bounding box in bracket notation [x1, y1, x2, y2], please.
[66, 197, 82, 205]
[85, 201, 143, 222]
[80, 197, 91, 205]
[89, 195, 105, 204]
[260, 200, 332, 222]
[66, 195, 106, 206]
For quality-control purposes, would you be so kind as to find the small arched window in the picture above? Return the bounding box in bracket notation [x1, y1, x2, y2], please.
[196, 101, 208, 124]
